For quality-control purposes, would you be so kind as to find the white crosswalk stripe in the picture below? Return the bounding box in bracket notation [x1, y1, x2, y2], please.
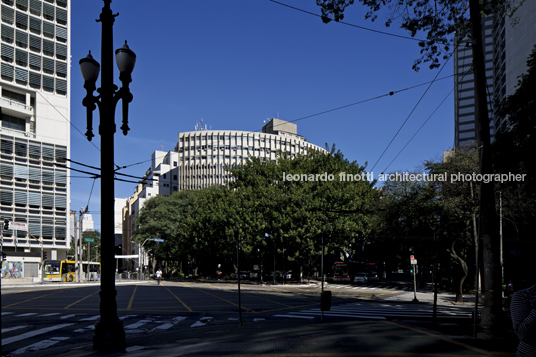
[7, 337, 70, 356]
[1, 326, 27, 334]
[275, 302, 476, 321]
[0, 311, 263, 355]
[1, 323, 75, 346]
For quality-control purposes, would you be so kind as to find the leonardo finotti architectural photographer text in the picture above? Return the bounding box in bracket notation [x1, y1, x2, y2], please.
[282, 172, 526, 184]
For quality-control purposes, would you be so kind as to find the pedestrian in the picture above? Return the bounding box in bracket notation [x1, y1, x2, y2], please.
[510, 283, 536, 356]
[156, 268, 162, 285]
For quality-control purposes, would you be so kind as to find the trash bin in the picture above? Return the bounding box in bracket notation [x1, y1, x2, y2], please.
[321, 290, 331, 311]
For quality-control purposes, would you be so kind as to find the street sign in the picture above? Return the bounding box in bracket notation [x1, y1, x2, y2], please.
[411, 259, 417, 265]
[154, 238, 164, 242]
[84, 238, 95, 242]
[9, 222, 28, 231]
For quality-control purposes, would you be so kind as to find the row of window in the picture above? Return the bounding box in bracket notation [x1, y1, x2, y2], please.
[1, 223, 67, 239]
[180, 137, 301, 146]
[1, 163, 67, 185]
[179, 146, 280, 153]
[1, 63, 66, 94]
[2, 1, 67, 26]
[2, 24, 68, 57]
[0, 189, 66, 208]
[0, 137, 66, 161]
[2, 43, 68, 76]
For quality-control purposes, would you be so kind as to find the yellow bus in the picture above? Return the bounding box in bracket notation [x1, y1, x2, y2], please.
[43, 260, 100, 282]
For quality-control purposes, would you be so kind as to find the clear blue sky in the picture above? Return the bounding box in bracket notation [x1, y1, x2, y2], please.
[70, 1, 456, 230]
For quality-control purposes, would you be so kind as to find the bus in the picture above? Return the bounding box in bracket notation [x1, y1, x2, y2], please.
[43, 260, 100, 282]
[332, 261, 351, 282]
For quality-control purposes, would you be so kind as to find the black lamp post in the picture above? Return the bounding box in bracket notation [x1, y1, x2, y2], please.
[79, 0, 136, 352]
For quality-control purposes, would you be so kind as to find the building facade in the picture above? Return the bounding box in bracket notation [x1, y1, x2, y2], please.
[121, 119, 327, 272]
[454, 5, 536, 147]
[1, 0, 70, 280]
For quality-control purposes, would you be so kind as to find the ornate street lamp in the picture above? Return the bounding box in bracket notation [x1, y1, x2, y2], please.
[79, 0, 136, 352]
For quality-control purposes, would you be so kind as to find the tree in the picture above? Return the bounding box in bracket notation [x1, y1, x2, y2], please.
[228, 145, 378, 279]
[133, 190, 202, 275]
[315, 0, 526, 334]
[80, 230, 101, 262]
[426, 147, 480, 303]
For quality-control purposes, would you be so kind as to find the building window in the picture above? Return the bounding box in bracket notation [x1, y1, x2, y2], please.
[1, 113, 25, 131]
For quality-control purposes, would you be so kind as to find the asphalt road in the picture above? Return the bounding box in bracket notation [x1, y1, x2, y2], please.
[1, 280, 477, 356]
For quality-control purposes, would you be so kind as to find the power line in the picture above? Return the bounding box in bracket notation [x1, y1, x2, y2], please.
[268, 0, 425, 42]
[369, 54, 454, 172]
[380, 64, 474, 174]
[250, 73, 454, 134]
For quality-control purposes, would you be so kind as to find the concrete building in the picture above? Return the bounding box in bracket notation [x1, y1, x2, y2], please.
[122, 119, 327, 271]
[1, 0, 70, 280]
[454, 4, 536, 147]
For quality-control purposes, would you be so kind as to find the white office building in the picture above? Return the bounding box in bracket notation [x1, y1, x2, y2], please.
[1, 0, 70, 280]
[122, 119, 327, 269]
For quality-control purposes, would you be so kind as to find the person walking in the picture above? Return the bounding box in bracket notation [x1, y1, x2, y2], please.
[156, 268, 162, 285]
[510, 283, 536, 356]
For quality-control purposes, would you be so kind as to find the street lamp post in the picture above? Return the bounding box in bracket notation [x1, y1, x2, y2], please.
[79, 0, 136, 352]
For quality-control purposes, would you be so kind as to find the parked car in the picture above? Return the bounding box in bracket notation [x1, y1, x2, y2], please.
[367, 272, 379, 282]
[354, 272, 368, 284]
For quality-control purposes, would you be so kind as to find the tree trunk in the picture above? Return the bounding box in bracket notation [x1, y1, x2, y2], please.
[448, 238, 468, 303]
[468, 0, 503, 335]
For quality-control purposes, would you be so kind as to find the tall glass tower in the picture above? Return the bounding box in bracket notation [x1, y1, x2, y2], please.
[1, 0, 70, 280]
[454, 4, 536, 148]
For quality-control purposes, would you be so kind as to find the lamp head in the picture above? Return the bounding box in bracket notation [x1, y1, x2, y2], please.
[79, 51, 100, 83]
[115, 41, 136, 74]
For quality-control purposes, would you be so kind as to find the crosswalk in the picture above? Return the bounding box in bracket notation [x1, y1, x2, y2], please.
[274, 301, 475, 321]
[325, 283, 415, 292]
[0, 311, 216, 356]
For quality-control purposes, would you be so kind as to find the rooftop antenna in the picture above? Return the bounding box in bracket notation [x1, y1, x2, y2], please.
[160, 139, 164, 151]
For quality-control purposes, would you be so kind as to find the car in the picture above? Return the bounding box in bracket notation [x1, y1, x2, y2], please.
[367, 272, 379, 282]
[354, 272, 368, 284]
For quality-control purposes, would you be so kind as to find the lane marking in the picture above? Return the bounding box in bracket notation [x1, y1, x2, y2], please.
[179, 282, 254, 312]
[124, 319, 153, 329]
[273, 314, 314, 319]
[149, 316, 187, 332]
[127, 285, 138, 311]
[78, 315, 99, 321]
[15, 313, 37, 317]
[1, 326, 27, 333]
[191, 316, 213, 328]
[386, 321, 491, 355]
[1, 323, 74, 346]
[163, 286, 193, 312]
[64, 290, 100, 309]
[7, 336, 70, 355]
[3, 290, 62, 309]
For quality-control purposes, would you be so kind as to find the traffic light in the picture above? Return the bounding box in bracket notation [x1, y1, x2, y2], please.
[43, 251, 47, 260]
[3, 219, 9, 231]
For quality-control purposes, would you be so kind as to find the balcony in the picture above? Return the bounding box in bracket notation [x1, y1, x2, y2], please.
[1, 97, 34, 119]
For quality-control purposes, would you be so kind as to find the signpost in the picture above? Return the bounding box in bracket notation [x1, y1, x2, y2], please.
[84, 238, 95, 242]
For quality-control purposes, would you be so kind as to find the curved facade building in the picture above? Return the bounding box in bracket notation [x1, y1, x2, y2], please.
[121, 119, 326, 271]
[174, 119, 326, 190]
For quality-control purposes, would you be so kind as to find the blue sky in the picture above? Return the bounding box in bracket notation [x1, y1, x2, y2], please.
[70, 1, 456, 230]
